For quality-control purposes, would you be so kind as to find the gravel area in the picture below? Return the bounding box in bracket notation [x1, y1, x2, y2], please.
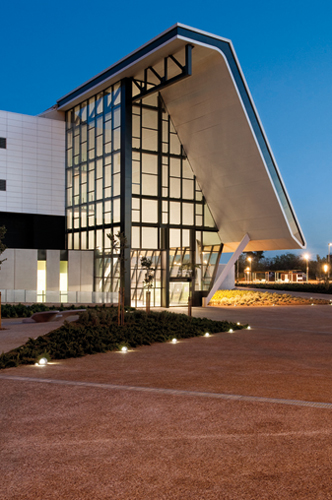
[1, 305, 332, 499]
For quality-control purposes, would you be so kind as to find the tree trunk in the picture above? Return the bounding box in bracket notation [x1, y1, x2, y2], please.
[146, 290, 151, 314]
[118, 288, 121, 326]
[121, 286, 125, 326]
[188, 294, 192, 318]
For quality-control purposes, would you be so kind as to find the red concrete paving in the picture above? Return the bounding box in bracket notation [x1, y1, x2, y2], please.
[1, 305, 332, 499]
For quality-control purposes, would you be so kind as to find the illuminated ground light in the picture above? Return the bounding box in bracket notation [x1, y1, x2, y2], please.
[229, 329, 233, 333]
[171, 338, 178, 344]
[38, 357, 48, 366]
[311, 303, 314, 306]
[237, 322, 240, 325]
[247, 326, 251, 330]
[204, 332, 210, 337]
[121, 346, 128, 353]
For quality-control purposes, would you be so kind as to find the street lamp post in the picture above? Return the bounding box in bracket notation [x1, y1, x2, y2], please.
[328, 243, 332, 279]
[304, 254, 309, 283]
[247, 257, 252, 282]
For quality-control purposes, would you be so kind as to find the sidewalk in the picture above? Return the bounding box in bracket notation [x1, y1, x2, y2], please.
[1, 305, 332, 499]
[0, 313, 81, 353]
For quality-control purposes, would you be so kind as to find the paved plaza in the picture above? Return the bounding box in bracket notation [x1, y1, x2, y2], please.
[1, 304, 332, 499]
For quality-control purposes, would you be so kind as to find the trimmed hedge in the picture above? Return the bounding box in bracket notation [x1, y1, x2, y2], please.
[236, 283, 332, 294]
[0, 308, 247, 369]
[210, 289, 330, 306]
[0, 303, 133, 318]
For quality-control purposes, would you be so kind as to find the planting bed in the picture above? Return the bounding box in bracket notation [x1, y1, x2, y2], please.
[210, 289, 332, 306]
[0, 308, 246, 369]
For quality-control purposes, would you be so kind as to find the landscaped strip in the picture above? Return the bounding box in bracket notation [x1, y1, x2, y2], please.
[0, 308, 247, 369]
[1, 303, 90, 318]
[237, 283, 332, 294]
[210, 290, 331, 306]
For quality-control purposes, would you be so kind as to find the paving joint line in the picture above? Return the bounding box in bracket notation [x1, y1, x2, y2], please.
[1, 375, 332, 409]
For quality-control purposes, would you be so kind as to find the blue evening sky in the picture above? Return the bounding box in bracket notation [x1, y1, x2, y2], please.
[1, 0, 331, 260]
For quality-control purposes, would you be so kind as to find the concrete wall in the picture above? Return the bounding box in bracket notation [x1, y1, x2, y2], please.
[0, 248, 94, 292]
[46, 250, 60, 291]
[68, 250, 94, 291]
[0, 248, 38, 289]
[0, 110, 65, 217]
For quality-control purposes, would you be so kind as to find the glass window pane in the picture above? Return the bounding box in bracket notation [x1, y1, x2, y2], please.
[170, 133, 181, 154]
[142, 227, 158, 249]
[133, 114, 140, 138]
[113, 173, 120, 197]
[183, 203, 194, 225]
[132, 161, 140, 184]
[183, 179, 194, 199]
[132, 198, 140, 210]
[113, 152, 121, 173]
[96, 93, 103, 114]
[142, 153, 157, 174]
[162, 165, 168, 187]
[182, 229, 190, 247]
[113, 198, 120, 223]
[142, 109, 158, 129]
[183, 159, 194, 179]
[142, 128, 157, 151]
[170, 158, 181, 177]
[142, 199, 158, 223]
[170, 202, 180, 225]
[132, 226, 140, 248]
[170, 228, 181, 248]
[113, 128, 121, 150]
[170, 177, 180, 198]
[204, 203, 215, 228]
[113, 107, 121, 128]
[96, 202, 103, 225]
[203, 232, 220, 245]
[142, 174, 157, 196]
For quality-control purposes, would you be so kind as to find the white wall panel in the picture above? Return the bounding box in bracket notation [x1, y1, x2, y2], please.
[0, 110, 65, 217]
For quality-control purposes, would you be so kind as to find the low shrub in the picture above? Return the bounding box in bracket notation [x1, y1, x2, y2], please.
[0, 308, 247, 369]
[237, 283, 332, 294]
[210, 289, 331, 306]
[0, 303, 133, 318]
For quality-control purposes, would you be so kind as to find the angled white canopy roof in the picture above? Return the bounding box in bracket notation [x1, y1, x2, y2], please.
[57, 24, 305, 253]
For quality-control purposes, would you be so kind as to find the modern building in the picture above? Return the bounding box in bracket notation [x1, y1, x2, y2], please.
[0, 24, 305, 307]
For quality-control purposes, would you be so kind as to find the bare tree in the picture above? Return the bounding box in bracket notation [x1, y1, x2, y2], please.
[107, 231, 127, 326]
[140, 257, 155, 313]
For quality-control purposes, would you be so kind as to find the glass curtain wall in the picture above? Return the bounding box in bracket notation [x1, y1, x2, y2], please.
[65, 83, 122, 299]
[65, 80, 222, 306]
[131, 91, 222, 306]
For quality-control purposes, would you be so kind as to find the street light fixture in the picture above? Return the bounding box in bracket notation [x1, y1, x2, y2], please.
[247, 257, 252, 282]
[303, 254, 309, 283]
[245, 267, 250, 283]
[328, 243, 332, 279]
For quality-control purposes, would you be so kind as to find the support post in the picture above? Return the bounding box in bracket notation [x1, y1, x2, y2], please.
[205, 234, 250, 305]
[120, 78, 132, 307]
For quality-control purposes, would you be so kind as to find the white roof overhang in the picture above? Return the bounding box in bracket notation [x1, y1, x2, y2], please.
[57, 24, 305, 253]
